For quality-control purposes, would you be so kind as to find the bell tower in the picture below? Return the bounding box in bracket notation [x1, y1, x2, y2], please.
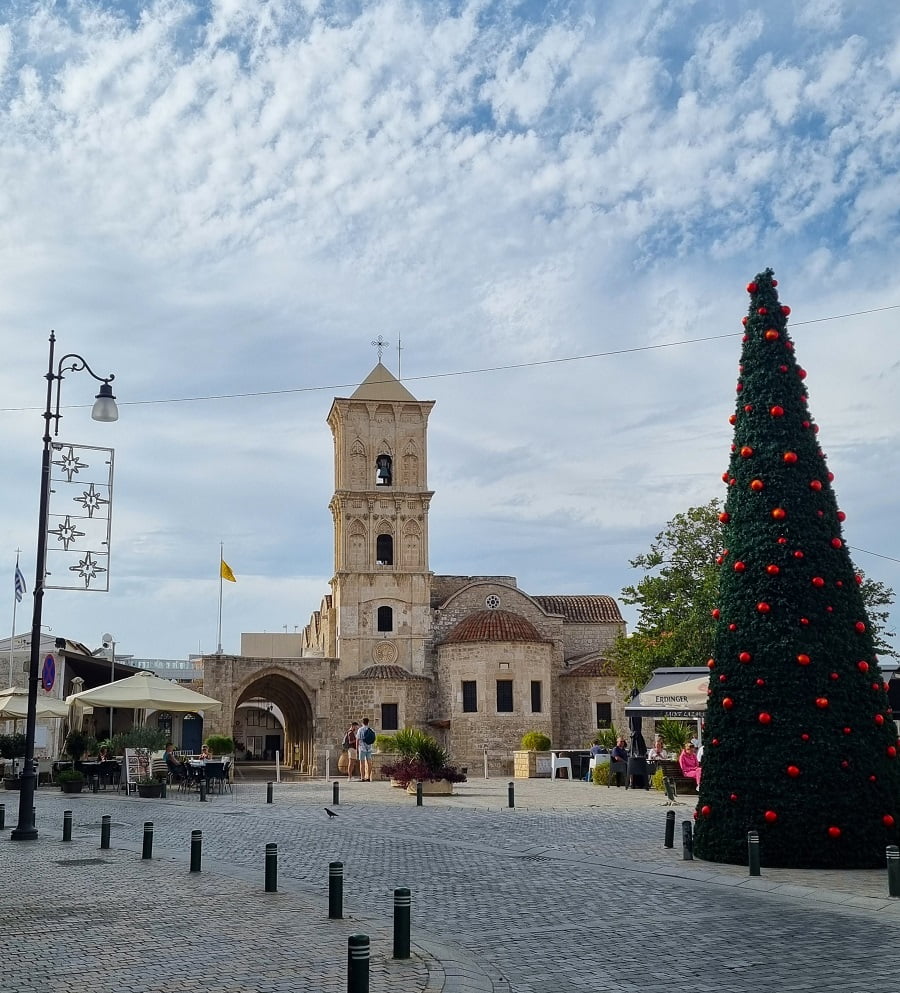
[327, 363, 434, 675]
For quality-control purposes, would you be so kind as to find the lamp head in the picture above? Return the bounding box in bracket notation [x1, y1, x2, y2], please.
[91, 381, 118, 422]
[102, 632, 114, 648]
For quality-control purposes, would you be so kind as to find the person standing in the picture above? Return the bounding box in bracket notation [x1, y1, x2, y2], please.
[356, 717, 376, 782]
[342, 721, 360, 781]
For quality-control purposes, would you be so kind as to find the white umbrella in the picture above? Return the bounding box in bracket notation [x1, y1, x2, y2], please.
[66, 670, 222, 712]
[0, 686, 71, 720]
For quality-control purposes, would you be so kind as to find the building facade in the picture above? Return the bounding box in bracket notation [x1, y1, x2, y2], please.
[202, 363, 627, 773]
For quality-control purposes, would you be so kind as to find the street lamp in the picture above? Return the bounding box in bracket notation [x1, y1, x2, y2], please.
[11, 331, 118, 841]
[102, 633, 115, 738]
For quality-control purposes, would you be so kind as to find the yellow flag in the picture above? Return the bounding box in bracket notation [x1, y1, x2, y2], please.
[220, 559, 236, 583]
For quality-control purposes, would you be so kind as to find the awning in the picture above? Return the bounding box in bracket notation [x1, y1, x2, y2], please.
[625, 667, 710, 718]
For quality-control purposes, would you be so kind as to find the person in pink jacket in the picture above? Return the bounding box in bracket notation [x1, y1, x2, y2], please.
[678, 741, 701, 786]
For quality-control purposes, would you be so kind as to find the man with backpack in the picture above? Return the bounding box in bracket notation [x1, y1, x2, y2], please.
[356, 717, 377, 782]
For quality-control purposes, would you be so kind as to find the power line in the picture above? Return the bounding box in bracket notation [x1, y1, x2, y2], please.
[849, 546, 900, 567]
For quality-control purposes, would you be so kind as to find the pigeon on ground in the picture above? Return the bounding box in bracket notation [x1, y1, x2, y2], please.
[325, 807, 339, 818]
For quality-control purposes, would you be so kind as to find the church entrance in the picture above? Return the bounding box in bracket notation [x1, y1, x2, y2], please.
[232, 670, 316, 772]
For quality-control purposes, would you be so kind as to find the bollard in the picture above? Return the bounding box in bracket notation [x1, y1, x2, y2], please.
[329, 861, 344, 919]
[347, 934, 370, 993]
[265, 843, 278, 892]
[199, 779, 207, 802]
[416, 781, 423, 807]
[92, 778, 99, 794]
[888, 845, 900, 898]
[100, 814, 111, 850]
[664, 810, 675, 849]
[393, 887, 411, 959]
[508, 782, 515, 809]
[681, 821, 693, 861]
[333, 781, 340, 806]
[190, 829, 202, 873]
[266, 781, 274, 804]
[0, 802, 4, 830]
[142, 822, 154, 860]
[160, 782, 166, 800]
[62, 810, 73, 843]
[747, 830, 761, 876]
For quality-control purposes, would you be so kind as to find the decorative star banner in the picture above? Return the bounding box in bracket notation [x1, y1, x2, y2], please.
[45, 442, 115, 591]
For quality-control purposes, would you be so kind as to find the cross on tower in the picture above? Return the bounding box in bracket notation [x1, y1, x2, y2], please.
[371, 334, 389, 361]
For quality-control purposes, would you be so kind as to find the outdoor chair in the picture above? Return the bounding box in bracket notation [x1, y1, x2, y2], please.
[550, 752, 573, 780]
[608, 759, 627, 788]
[204, 761, 228, 795]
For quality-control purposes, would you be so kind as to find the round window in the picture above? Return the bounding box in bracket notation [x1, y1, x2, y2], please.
[485, 594, 501, 610]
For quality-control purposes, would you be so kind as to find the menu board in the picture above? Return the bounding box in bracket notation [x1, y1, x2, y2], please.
[123, 748, 151, 791]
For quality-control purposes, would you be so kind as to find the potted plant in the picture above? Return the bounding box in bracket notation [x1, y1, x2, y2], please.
[57, 768, 86, 794]
[136, 775, 166, 799]
[1, 733, 27, 789]
[204, 734, 234, 757]
[514, 730, 552, 779]
[381, 729, 466, 795]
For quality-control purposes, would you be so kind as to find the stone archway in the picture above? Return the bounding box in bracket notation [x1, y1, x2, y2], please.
[233, 668, 316, 771]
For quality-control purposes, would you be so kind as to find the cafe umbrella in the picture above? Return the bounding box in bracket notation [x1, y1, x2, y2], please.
[66, 670, 222, 713]
[0, 686, 71, 721]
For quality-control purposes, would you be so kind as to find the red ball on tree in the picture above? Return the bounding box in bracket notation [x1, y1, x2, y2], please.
[837, 510, 846, 521]
[797, 654, 810, 666]
[801, 733, 810, 741]
[779, 364, 788, 372]
[756, 678, 766, 687]
[723, 697, 734, 710]
[728, 414, 737, 425]
[812, 576, 825, 587]
[844, 727, 852, 735]
[798, 368, 807, 379]
[828, 826, 841, 838]
[744, 404, 753, 412]
[809, 479, 822, 491]
[794, 550, 804, 559]
[742, 316, 749, 326]
[736, 382, 743, 392]
[759, 712, 772, 724]
[830, 672, 839, 681]
[758, 307, 768, 315]
[884, 815, 895, 828]
[712, 738, 720, 746]
[734, 561, 746, 572]
[786, 765, 800, 778]
[855, 621, 866, 633]
[764, 810, 778, 823]
[802, 420, 811, 429]
[841, 760, 849, 769]
[770, 405, 784, 417]
[777, 536, 787, 544]
[782, 305, 791, 315]
[816, 697, 829, 709]
[875, 714, 885, 726]
[746, 282, 758, 293]
[730, 793, 738, 802]
[707, 658, 716, 669]
[739, 651, 752, 663]
[855, 574, 863, 585]
[767, 564, 780, 575]
[783, 451, 797, 463]
[728, 622, 737, 631]
[711, 608, 720, 619]
[750, 479, 764, 491]
[701, 805, 711, 817]
[765, 329, 779, 341]
[719, 511, 730, 522]
[719, 674, 727, 682]
[740, 446, 753, 459]
[885, 745, 895, 758]
[858, 661, 870, 673]
[757, 602, 771, 613]
[800, 617, 809, 626]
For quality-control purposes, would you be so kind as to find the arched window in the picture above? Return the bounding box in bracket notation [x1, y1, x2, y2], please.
[377, 606, 393, 632]
[376, 454, 392, 486]
[376, 534, 393, 565]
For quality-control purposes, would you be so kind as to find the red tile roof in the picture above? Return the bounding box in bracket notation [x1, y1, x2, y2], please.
[533, 595, 623, 623]
[351, 664, 429, 680]
[442, 609, 544, 645]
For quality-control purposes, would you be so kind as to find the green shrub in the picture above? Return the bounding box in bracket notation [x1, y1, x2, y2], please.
[56, 768, 84, 783]
[0, 732, 27, 759]
[591, 761, 610, 786]
[205, 734, 235, 756]
[520, 731, 551, 751]
[651, 765, 666, 792]
[594, 726, 619, 750]
[111, 727, 168, 754]
[374, 733, 396, 752]
[64, 730, 95, 761]
[656, 717, 693, 756]
[391, 728, 431, 759]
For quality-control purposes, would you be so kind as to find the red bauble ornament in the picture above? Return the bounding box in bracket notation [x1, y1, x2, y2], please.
[802, 420, 811, 429]
[739, 651, 752, 663]
[809, 479, 822, 491]
[835, 581, 843, 588]
[733, 561, 745, 572]
[815, 697, 829, 709]
[786, 765, 800, 778]
[837, 510, 846, 521]
[884, 815, 895, 828]
[827, 471, 834, 481]
[800, 617, 809, 626]
[858, 661, 870, 673]
[765, 329, 779, 341]
[843, 727, 852, 735]
[722, 697, 734, 710]
[740, 445, 753, 458]
[744, 404, 753, 413]
[719, 512, 730, 523]
[870, 775, 878, 782]
[781, 305, 791, 315]
[719, 674, 727, 682]
[757, 602, 771, 613]
[756, 678, 766, 687]
[783, 451, 797, 463]
[855, 574, 863, 585]
[830, 672, 839, 681]
[797, 654, 810, 666]
[750, 479, 764, 491]
[887, 745, 896, 758]
[721, 472, 729, 483]
[826, 605, 833, 613]
[758, 712, 772, 725]
[736, 382, 743, 392]
[798, 368, 807, 379]
[742, 334, 748, 343]
[779, 364, 788, 373]
[711, 608, 720, 619]
[841, 760, 850, 769]
[830, 538, 842, 549]
[742, 316, 748, 326]
[764, 810, 778, 823]
[812, 576, 825, 587]
[758, 307, 768, 315]
[728, 622, 737, 631]
[876, 714, 885, 726]
[855, 621, 866, 633]
[746, 282, 757, 293]
[777, 536, 787, 545]
[772, 508, 786, 520]
[828, 826, 841, 839]
[801, 733, 810, 741]
[770, 405, 784, 417]
[701, 805, 711, 817]
[730, 793, 738, 802]
[772, 279, 778, 286]
[707, 658, 716, 669]
[794, 550, 804, 559]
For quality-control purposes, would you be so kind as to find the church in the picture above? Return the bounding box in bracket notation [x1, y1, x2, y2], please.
[202, 363, 628, 774]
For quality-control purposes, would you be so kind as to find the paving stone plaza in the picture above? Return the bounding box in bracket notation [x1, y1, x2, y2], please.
[2, 776, 899, 992]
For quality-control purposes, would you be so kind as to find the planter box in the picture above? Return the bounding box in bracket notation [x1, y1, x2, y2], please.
[3, 776, 23, 791]
[513, 751, 553, 779]
[59, 780, 84, 794]
[406, 779, 454, 796]
[137, 783, 165, 799]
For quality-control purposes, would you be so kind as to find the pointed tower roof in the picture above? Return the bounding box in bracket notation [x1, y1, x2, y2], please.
[350, 362, 417, 402]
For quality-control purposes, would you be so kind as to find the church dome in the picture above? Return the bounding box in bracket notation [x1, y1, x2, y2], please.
[443, 609, 543, 644]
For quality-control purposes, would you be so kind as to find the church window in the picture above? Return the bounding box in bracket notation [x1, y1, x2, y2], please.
[377, 606, 393, 632]
[496, 679, 513, 713]
[462, 680, 477, 713]
[530, 681, 542, 713]
[485, 594, 501, 610]
[381, 702, 399, 730]
[376, 454, 392, 486]
[376, 534, 393, 565]
[596, 702, 612, 728]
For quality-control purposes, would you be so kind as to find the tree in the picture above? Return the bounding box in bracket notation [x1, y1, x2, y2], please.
[693, 268, 900, 869]
[610, 501, 895, 691]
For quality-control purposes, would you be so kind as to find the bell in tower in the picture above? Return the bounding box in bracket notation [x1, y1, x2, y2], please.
[376, 454, 392, 486]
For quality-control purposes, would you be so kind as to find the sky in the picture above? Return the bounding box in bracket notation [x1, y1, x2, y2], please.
[0, 0, 898, 663]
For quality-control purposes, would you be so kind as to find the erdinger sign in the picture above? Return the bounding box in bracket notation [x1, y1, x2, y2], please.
[627, 668, 710, 718]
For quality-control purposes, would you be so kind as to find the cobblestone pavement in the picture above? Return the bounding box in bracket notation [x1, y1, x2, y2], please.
[3, 777, 900, 992]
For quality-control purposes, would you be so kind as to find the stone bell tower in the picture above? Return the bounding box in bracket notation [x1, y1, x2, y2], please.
[327, 363, 434, 676]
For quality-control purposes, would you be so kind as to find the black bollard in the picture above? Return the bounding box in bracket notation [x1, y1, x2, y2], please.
[265, 843, 278, 892]
[190, 829, 202, 873]
[416, 781, 423, 807]
[62, 809, 72, 843]
[888, 845, 900, 898]
[333, 780, 340, 806]
[508, 782, 515, 809]
[681, 821, 693, 861]
[199, 779, 207, 802]
[664, 810, 675, 849]
[100, 814, 111, 850]
[266, 781, 274, 804]
[329, 861, 344, 919]
[142, 822, 154, 860]
[0, 802, 4, 830]
[347, 934, 370, 993]
[747, 830, 761, 876]
[393, 887, 411, 959]
[92, 778, 99, 794]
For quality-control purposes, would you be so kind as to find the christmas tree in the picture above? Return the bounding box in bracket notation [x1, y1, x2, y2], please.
[693, 268, 900, 869]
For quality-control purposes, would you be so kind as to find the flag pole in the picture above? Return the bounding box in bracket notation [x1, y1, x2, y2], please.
[9, 550, 22, 688]
[217, 542, 224, 655]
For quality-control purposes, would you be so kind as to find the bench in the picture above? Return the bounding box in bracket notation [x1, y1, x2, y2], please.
[659, 760, 697, 795]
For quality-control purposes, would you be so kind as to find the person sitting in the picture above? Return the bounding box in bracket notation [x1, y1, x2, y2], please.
[647, 736, 669, 760]
[198, 745, 212, 761]
[610, 737, 629, 787]
[97, 745, 112, 761]
[584, 741, 605, 781]
[164, 742, 186, 781]
[678, 741, 702, 787]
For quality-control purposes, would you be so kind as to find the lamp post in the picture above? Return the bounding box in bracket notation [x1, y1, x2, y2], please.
[102, 633, 115, 738]
[11, 331, 117, 841]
